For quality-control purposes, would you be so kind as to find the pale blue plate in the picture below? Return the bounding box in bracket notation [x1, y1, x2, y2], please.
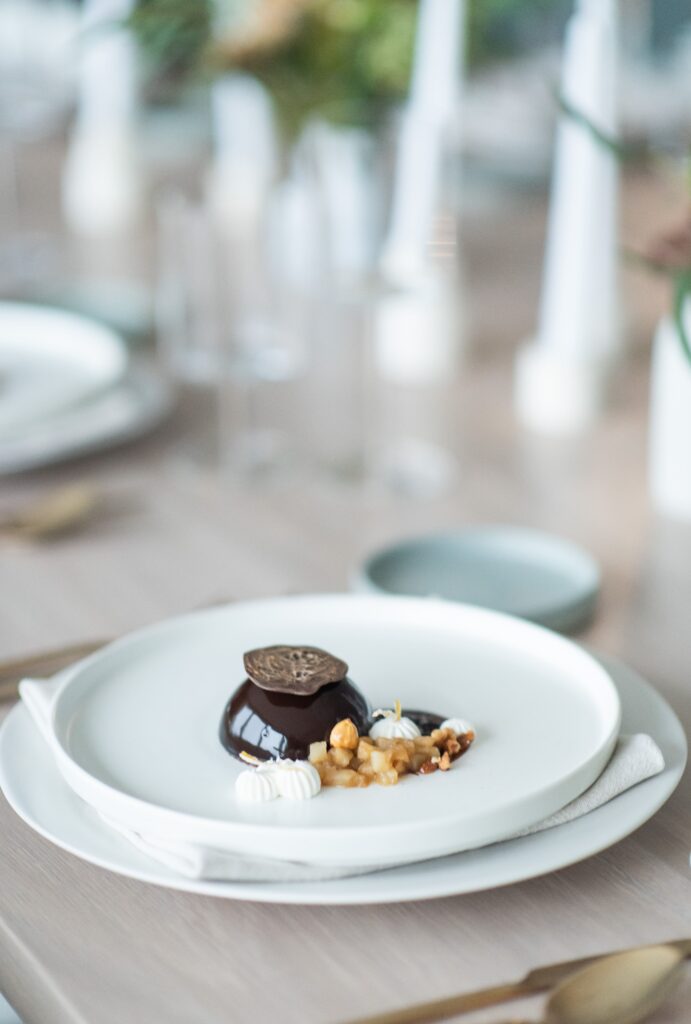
[354, 527, 600, 634]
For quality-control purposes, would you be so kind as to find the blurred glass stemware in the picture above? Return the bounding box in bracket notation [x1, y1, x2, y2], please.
[155, 111, 465, 494]
[155, 188, 309, 476]
[0, 0, 77, 292]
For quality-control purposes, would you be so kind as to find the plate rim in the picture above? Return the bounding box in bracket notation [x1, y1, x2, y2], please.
[0, 652, 684, 905]
[0, 364, 173, 475]
[0, 300, 128, 436]
[46, 594, 621, 866]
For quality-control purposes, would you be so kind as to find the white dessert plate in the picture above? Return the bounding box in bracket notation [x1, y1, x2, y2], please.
[0, 302, 128, 438]
[40, 595, 619, 868]
[0, 363, 173, 475]
[0, 655, 683, 904]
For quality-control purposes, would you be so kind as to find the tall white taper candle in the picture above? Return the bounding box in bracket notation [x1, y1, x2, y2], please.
[62, 0, 143, 236]
[381, 0, 464, 281]
[376, 0, 465, 385]
[515, 0, 620, 435]
[538, 0, 618, 361]
[206, 74, 276, 232]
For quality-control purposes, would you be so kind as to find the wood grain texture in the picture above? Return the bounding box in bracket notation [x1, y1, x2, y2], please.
[1, 168, 690, 1024]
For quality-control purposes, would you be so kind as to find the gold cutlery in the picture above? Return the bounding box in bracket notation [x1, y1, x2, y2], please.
[492, 944, 685, 1024]
[342, 939, 691, 1024]
[0, 484, 99, 542]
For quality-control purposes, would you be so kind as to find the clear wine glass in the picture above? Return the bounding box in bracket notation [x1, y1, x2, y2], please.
[0, 0, 78, 292]
[155, 188, 309, 476]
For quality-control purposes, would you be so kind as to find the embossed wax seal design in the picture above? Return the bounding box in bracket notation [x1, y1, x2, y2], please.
[243, 645, 349, 696]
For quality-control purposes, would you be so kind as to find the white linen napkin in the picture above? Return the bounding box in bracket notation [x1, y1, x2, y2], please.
[19, 676, 665, 884]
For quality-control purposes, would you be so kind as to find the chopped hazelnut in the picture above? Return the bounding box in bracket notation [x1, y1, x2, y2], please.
[311, 714, 473, 788]
[329, 718, 359, 750]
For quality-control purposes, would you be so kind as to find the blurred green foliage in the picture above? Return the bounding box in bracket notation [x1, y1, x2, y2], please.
[129, 0, 560, 135]
[129, 0, 214, 84]
[467, 0, 560, 67]
[219, 1, 418, 139]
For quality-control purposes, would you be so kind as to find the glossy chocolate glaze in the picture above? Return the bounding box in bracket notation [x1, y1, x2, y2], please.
[404, 709, 446, 735]
[220, 675, 372, 762]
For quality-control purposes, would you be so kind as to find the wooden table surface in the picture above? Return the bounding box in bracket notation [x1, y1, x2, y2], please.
[1, 166, 690, 1024]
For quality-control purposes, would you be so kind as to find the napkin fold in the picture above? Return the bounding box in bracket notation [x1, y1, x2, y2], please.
[19, 676, 665, 884]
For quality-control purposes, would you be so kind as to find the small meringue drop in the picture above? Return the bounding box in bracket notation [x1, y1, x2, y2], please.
[441, 717, 475, 737]
[234, 768, 279, 803]
[369, 713, 421, 740]
[273, 759, 322, 800]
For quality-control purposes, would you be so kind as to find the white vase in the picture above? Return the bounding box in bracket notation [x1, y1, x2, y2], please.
[649, 308, 691, 520]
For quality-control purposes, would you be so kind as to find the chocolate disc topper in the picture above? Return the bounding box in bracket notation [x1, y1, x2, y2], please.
[243, 645, 348, 696]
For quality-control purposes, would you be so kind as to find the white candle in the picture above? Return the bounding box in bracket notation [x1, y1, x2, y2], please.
[206, 74, 276, 232]
[514, 0, 620, 436]
[62, 0, 142, 236]
[409, 0, 464, 121]
[537, 0, 619, 360]
[376, 0, 465, 383]
[76, 0, 138, 127]
[307, 123, 376, 282]
[381, 0, 465, 280]
[374, 272, 461, 385]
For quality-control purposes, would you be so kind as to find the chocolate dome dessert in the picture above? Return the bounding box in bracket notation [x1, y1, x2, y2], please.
[219, 645, 371, 762]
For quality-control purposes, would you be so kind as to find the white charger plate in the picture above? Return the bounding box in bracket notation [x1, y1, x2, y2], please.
[0, 302, 128, 438]
[44, 595, 619, 868]
[0, 655, 684, 904]
[0, 364, 173, 475]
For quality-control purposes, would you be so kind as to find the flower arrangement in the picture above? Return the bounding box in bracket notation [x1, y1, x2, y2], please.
[128, 0, 559, 139]
[129, 0, 417, 138]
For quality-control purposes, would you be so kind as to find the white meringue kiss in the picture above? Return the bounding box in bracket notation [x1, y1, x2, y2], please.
[234, 767, 279, 803]
[273, 759, 322, 800]
[441, 717, 475, 737]
[369, 711, 421, 740]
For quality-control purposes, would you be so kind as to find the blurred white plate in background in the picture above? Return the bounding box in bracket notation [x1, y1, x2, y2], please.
[0, 302, 127, 438]
[0, 364, 173, 475]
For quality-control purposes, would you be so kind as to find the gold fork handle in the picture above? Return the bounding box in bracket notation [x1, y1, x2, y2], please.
[344, 942, 691, 1024]
[340, 983, 534, 1024]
